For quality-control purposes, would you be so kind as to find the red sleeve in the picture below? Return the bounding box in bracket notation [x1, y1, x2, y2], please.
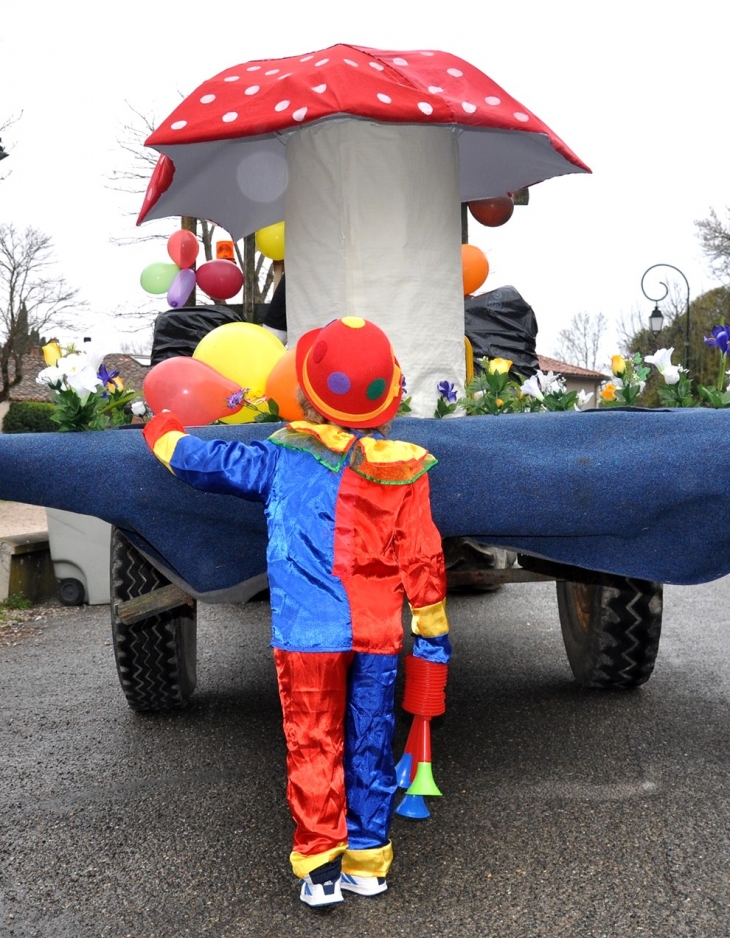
[393, 473, 447, 611]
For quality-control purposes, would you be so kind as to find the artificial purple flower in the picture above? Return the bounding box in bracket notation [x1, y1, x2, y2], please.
[97, 363, 120, 385]
[437, 380, 458, 403]
[704, 324, 730, 354]
[96, 363, 122, 398]
[227, 388, 247, 409]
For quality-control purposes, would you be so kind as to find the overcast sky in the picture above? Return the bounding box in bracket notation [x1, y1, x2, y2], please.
[2, 1, 728, 367]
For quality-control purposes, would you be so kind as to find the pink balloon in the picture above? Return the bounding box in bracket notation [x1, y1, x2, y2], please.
[167, 268, 197, 308]
[167, 229, 200, 269]
[196, 259, 244, 300]
[143, 357, 245, 426]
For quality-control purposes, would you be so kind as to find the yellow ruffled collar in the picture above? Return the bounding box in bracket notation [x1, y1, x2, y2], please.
[271, 422, 437, 484]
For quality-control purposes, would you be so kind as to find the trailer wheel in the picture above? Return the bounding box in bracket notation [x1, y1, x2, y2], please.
[556, 576, 663, 689]
[58, 577, 86, 607]
[110, 528, 197, 711]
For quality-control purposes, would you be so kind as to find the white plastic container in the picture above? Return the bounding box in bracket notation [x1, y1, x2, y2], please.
[45, 508, 112, 605]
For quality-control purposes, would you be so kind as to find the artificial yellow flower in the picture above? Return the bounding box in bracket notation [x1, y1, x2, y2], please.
[611, 355, 626, 377]
[601, 383, 618, 402]
[488, 357, 513, 375]
[42, 341, 62, 367]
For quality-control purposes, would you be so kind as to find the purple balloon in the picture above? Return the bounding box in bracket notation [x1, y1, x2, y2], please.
[167, 268, 197, 308]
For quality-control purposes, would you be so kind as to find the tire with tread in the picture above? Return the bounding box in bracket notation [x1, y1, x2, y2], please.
[110, 527, 197, 711]
[556, 576, 663, 689]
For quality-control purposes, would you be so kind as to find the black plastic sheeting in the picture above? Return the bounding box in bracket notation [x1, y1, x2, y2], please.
[150, 305, 247, 366]
[152, 288, 539, 380]
[464, 285, 539, 379]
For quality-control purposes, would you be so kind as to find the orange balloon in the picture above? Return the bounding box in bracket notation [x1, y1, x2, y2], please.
[462, 244, 489, 296]
[264, 348, 305, 421]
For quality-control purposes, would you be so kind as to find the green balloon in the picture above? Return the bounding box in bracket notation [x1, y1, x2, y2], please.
[140, 261, 180, 295]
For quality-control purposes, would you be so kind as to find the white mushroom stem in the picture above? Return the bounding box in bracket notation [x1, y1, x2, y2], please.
[285, 120, 466, 417]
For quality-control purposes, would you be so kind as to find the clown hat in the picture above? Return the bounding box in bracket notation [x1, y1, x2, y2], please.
[295, 317, 403, 429]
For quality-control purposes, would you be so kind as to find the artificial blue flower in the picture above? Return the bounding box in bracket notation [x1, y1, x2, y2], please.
[437, 380, 457, 403]
[704, 324, 730, 354]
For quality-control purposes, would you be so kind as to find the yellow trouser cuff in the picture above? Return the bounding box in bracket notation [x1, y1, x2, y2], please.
[410, 599, 449, 638]
[342, 842, 394, 878]
[290, 843, 348, 879]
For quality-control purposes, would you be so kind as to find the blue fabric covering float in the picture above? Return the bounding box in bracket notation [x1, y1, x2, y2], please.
[1, 408, 729, 596]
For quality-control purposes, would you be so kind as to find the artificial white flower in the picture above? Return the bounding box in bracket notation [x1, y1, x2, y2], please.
[645, 347, 675, 371]
[542, 371, 564, 393]
[520, 374, 544, 401]
[37, 348, 105, 395]
[521, 369, 565, 402]
[645, 348, 680, 386]
[575, 389, 594, 410]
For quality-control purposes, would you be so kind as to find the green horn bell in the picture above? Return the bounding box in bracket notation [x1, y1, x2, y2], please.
[406, 761, 442, 797]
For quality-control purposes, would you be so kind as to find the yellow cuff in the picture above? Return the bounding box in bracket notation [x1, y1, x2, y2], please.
[152, 430, 186, 472]
[342, 842, 394, 878]
[290, 843, 348, 879]
[410, 599, 449, 638]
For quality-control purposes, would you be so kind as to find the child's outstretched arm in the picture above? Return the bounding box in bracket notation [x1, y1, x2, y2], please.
[142, 410, 279, 501]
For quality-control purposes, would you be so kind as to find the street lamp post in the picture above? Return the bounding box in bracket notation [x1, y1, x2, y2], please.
[640, 264, 691, 370]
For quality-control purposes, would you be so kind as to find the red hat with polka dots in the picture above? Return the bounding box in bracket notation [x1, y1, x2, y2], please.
[295, 316, 403, 428]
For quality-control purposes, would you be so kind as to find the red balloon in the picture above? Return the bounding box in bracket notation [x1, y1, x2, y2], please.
[167, 229, 200, 269]
[143, 357, 246, 426]
[196, 259, 244, 300]
[467, 196, 514, 227]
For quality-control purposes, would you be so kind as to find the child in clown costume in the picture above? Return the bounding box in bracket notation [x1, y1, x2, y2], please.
[143, 316, 451, 907]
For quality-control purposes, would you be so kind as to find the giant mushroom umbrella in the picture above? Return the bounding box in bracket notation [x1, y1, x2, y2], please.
[138, 44, 590, 416]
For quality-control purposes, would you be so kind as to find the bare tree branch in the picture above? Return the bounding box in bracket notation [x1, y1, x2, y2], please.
[0, 224, 88, 401]
[0, 113, 22, 184]
[695, 207, 730, 283]
[552, 311, 607, 370]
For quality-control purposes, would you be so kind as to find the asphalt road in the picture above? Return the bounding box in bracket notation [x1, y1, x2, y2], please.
[2, 577, 730, 937]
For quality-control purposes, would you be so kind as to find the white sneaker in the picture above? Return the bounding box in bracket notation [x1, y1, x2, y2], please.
[340, 872, 388, 897]
[299, 874, 344, 907]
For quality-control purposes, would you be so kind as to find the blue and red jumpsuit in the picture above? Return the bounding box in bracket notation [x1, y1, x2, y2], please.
[145, 415, 451, 881]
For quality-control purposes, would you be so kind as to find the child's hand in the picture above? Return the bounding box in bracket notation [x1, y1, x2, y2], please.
[142, 411, 185, 452]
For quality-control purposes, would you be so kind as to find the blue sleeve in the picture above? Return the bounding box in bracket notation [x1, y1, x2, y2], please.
[169, 435, 280, 502]
[413, 633, 452, 665]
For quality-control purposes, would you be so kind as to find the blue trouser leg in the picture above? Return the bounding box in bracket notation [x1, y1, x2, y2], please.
[344, 652, 399, 851]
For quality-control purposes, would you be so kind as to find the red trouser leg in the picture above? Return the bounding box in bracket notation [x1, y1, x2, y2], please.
[273, 649, 353, 876]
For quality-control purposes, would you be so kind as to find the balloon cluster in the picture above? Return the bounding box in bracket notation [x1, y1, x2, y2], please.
[140, 216, 490, 424]
[140, 230, 244, 307]
[143, 322, 304, 428]
[140, 222, 295, 427]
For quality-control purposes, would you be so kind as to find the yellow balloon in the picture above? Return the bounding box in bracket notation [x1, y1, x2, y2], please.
[255, 222, 285, 261]
[193, 323, 285, 424]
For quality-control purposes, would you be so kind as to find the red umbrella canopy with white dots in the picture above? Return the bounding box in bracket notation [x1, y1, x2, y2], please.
[138, 43, 590, 238]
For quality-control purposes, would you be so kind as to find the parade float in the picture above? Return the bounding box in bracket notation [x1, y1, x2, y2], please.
[3, 44, 729, 724]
